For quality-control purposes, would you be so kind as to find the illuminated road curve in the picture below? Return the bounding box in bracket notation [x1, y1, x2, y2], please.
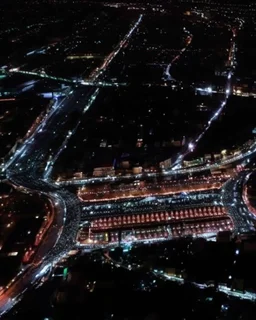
[0, 170, 82, 316]
[0, 190, 63, 315]
[0, 88, 95, 317]
[163, 27, 193, 81]
[0, 14, 145, 316]
[221, 171, 256, 233]
[0, 89, 97, 315]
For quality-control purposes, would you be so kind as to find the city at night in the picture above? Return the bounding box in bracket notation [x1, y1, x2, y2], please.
[1, 0, 256, 319]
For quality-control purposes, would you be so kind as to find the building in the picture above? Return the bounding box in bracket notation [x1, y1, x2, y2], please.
[132, 166, 143, 174]
[183, 158, 204, 167]
[93, 166, 115, 177]
[159, 158, 172, 170]
[204, 154, 212, 162]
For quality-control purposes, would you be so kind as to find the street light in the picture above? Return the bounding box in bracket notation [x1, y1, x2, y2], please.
[188, 143, 194, 152]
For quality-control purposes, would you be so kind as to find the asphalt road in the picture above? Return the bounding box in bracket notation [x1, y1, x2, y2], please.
[221, 171, 256, 233]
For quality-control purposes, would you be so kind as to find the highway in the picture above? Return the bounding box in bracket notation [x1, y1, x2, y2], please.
[3, 87, 100, 177]
[0, 190, 59, 314]
[221, 171, 256, 233]
[0, 175, 82, 316]
[0, 14, 144, 316]
[0, 86, 94, 315]
[0, 50, 97, 320]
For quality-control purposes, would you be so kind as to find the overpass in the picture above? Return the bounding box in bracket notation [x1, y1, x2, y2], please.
[6, 69, 127, 87]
